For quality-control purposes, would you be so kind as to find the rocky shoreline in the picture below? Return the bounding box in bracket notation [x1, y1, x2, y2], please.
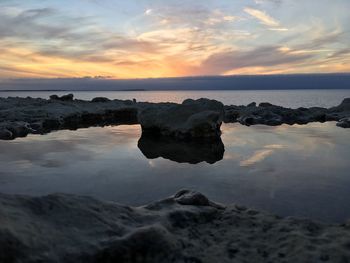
[1, 190, 350, 263]
[0, 94, 349, 140]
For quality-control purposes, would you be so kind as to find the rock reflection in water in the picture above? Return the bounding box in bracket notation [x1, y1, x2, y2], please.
[137, 134, 224, 164]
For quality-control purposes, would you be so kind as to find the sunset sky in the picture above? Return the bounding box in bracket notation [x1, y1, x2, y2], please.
[1, 0, 350, 79]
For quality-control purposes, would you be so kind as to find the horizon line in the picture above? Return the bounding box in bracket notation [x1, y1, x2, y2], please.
[1, 72, 350, 82]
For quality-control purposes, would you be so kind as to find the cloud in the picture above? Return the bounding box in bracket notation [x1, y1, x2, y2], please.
[255, 0, 283, 5]
[244, 7, 280, 27]
[144, 9, 152, 15]
[0, 7, 90, 40]
[0, 1, 349, 78]
[328, 48, 350, 59]
[197, 46, 314, 75]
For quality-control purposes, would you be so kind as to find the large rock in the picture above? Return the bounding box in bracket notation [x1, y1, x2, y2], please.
[138, 98, 224, 139]
[1, 191, 350, 263]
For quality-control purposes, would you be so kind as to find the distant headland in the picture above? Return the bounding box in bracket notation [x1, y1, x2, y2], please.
[1, 73, 350, 91]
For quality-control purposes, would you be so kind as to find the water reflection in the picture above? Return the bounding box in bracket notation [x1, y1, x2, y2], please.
[138, 134, 224, 164]
[0, 122, 349, 223]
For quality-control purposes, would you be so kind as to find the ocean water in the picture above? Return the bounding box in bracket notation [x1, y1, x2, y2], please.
[1, 89, 350, 108]
[0, 122, 349, 223]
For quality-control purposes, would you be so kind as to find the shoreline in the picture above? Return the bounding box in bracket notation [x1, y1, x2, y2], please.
[1, 190, 349, 262]
[0, 94, 349, 140]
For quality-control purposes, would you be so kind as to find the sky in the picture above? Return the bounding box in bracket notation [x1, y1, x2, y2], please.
[0, 0, 350, 79]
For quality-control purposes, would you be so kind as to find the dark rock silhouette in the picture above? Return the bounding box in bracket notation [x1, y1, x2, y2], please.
[138, 133, 224, 164]
[49, 93, 74, 101]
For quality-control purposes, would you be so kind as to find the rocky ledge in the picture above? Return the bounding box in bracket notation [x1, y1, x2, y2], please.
[225, 98, 350, 127]
[0, 94, 349, 140]
[1, 190, 350, 263]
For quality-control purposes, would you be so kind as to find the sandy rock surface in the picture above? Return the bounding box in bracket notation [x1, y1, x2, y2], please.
[1, 190, 350, 263]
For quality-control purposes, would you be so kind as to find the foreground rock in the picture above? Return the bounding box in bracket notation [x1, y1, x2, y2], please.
[138, 98, 224, 139]
[1, 190, 350, 263]
[0, 95, 349, 140]
[138, 133, 224, 164]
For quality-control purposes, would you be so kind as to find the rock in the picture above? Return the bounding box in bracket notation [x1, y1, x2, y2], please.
[0, 128, 13, 140]
[174, 190, 225, 209]
[0, 96, 349, 140]
[336, 117, 350, 128]
[94, 225, 180, 263]
[174, 190, 210, 206]
[247, 102, 256, 107]
[91, 97, 110, 103]
[49, 94, 74, 101]
[138, 133, 224, 164]
[0, 191, 350, 263]
[4, 122, 33, 138]
[259, 102, 273, 107]
[0, 96, 140, 139]
[138, 98, 224, 139]
[225, 102, 333, 127]
[331, 98, 350, 112]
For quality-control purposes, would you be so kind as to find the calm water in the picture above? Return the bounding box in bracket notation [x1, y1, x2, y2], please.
[0, 122, 349, 223]
[1, 89, 350, 108]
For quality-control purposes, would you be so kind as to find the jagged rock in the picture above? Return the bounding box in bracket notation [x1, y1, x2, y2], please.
[138, 99, 224, 139]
